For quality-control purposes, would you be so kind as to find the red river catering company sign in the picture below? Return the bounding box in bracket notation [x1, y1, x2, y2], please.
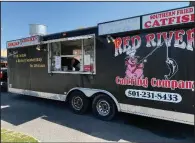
[7, 35, 40, 49]
[142, 6, 194, 29]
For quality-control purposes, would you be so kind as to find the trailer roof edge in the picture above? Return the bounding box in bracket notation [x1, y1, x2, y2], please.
[42, 26, 97, 37]
[6, 26, 97, 44]
[97, 5, 193, 26]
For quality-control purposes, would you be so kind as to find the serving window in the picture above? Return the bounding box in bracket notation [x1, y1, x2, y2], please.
[48, 34, 96, 74]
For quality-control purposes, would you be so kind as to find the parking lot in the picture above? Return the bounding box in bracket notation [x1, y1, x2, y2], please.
[1, 92, 194, 142]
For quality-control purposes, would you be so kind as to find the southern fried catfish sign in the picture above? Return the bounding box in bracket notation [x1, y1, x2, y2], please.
[142, 6, 194, 29]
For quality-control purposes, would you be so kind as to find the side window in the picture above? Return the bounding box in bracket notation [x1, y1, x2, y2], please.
[83, 38, 95, 73]
[50, 42, 61, 71]
[61, 40, 82, 72]
[48, 35, 95, 74]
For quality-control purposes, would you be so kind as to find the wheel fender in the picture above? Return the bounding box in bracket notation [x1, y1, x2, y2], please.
[67, 87, 121, 112]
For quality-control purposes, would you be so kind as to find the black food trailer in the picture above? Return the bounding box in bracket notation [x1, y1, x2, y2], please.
[7, 6, 194, 125]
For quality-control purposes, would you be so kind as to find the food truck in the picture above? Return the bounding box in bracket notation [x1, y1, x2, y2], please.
[7, 6, 194, 125]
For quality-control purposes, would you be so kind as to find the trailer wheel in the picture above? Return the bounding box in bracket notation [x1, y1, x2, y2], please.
[92, 94, 116, 121]
[68, 91, 90, 114]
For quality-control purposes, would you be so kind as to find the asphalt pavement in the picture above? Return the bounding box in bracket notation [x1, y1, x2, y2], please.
[1, 92, 194, 142]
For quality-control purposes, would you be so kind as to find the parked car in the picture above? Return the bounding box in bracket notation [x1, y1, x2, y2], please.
[1, 57, 8, 92]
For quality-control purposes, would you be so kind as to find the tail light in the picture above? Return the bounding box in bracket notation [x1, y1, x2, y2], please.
[0, 71, 2, 79]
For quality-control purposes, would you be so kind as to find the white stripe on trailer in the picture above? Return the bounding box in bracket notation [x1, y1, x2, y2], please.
[120, 103, 194, 125]
[8, 87, 67, 101]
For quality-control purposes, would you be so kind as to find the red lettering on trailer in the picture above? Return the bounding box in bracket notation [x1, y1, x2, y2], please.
[177, 7, 194, 15]
[161, 31, 174, 46]
[115, 76, 120, 84]
[162, 80, 171, 88]
[178, 80, 185, 89]
[185, 81, 194, 89]
[114, 28, 194, 57]
[170, 80, 177, 90]
[7, 36, 39, 48]
[144, 21, 151, 28]
[153, 20, 160, 27]
[145, 33, 156, 47]
[181, 15, 190, 23]
[176, 16, 181, 24]
[146, 15, 194, 28]
[190, 14, 194, 22]
[160, 19, 167, 26]
[8, 41, 20, 47]
[115, 76, 148, 88]
[21, 36, 36, 43]
[151, 78, 156, 87]
[114, 38, 122, 49]
[118, 77, 193, 90]
[123, 36, 130, 48]
[156, 33, 162, 46]
[174, 30, 186, 49]
[131, 35, 141, 49]
[168, 17, 175, 25]
[186, 28, 194, 51]
[143, 7, 194, 29]
[150, 78, 194, 90]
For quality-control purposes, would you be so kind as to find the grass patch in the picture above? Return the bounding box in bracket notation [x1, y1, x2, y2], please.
[1, 128, 39, 142]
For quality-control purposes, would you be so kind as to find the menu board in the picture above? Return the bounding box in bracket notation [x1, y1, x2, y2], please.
[55, 56, 61, 70]
[84, 55, 92, 72]
[84, 55, 90, 65]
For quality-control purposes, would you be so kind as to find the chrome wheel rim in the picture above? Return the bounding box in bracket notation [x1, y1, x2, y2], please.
[96, 100, 110, 116]
[72, 96, 83, 110]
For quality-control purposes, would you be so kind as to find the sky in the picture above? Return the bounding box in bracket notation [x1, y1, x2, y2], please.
[1, 1, 189, 49]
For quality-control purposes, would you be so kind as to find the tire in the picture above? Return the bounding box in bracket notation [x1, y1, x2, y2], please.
[68, 90, 90, 114]
[92, 94, 116, 121]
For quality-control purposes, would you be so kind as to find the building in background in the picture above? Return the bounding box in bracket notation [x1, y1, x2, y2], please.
[1, 49, 7, 57]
